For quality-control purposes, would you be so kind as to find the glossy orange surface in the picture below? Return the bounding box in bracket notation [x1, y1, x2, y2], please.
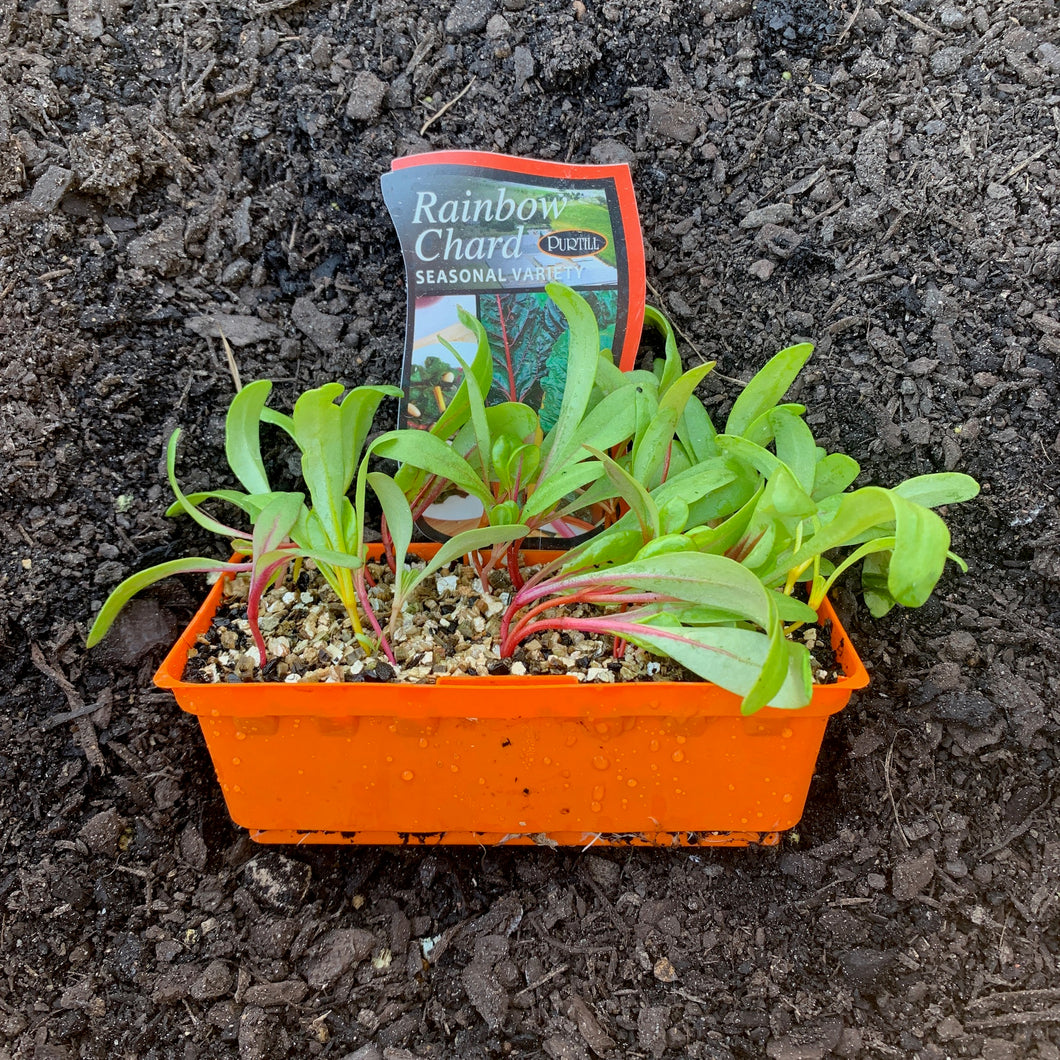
[154, 547, 869, 846]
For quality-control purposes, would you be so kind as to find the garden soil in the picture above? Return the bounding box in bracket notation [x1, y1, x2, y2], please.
[2, 0, 1060, 1057]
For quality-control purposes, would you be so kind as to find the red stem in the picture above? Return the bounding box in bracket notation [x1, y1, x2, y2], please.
[381, 513, 396, 573]
[506, 540, 525, 591]
[501, 591, 665, 655]
[496, 293, 517, 400]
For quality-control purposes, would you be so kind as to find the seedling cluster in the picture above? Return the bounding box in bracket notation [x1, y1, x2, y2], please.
[89, 285, 978, 713]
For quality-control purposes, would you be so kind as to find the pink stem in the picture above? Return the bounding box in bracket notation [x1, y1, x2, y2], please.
[355, 570, 395, 664]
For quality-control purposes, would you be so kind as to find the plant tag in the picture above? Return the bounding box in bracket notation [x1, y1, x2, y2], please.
[382, 150, 645, 434]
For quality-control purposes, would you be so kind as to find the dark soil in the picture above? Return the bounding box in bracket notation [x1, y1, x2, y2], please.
[2, 0, 1059, 1057]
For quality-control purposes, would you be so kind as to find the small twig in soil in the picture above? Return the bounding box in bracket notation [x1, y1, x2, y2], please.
[831, 0, 861, 49]
[40, 695, 106, 731]
[30, 644, 106, 771]
[965, 1009, 1060, 1030]
[883, 730, 910, 848]
[420, 76, 476, 136]
[514, 963, 570, 997]
[1000, 144, 1051, 185]
[220, 331, 242, 393]
[981, 786, 1053, 859]
[880, 1, 943, 37]
[967, 988, 1060, 1013]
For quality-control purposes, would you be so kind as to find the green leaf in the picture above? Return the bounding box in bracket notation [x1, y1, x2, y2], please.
[402, 524, 530, 598]
[252, 493, 303, 557]
[539, 283, 600, 476]
[621, 623, 813, 712]
[87, 556, 246, 648]
[769, 407, 818, 493]
[371, 430, 493, 505]
[520, 461, 604, 522]
[632, 362, 714, 488]
[686, 486, 762, 555]
[562, 551, 776, 631]
[585, 445, 660, 541]
[658, 497, 689, 535]
[676, 396, 718, 463]
[725, 343, 814, 437]
[888, 492, 950, 607]
[485, 402, 540, 446]
[291, 383, 351, 543]
[369, 472, 414, 574]
[771, 593, 820, 624]
[892, 473, 980, 508]
[448, 349, 492, 484]
[166, 430, 244, 539]
[740, 604, 791, 715]
[260, 407, 296, 440]
[556, 385, 638, 467]
[225, 379, 274, 494]
[633, 534, 697, 561]
[340, 385, 403, 478]
[812, 453, 860, 500]
[560, 527, 645, 572]
[808, 536, 896, 610]
[643, 305, 683, 396]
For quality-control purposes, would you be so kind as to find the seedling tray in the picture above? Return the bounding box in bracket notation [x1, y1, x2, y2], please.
[154, 547, 868, 847]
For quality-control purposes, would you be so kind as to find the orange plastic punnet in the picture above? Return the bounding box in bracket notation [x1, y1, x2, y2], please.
[154, 546, 869, 847]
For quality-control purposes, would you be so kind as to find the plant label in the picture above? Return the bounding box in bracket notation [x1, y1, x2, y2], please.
[382, 150, 645, 436]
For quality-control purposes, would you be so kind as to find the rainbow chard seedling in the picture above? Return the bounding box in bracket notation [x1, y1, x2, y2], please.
[496, 330, 979, 713]
[88, 379, 400, 663]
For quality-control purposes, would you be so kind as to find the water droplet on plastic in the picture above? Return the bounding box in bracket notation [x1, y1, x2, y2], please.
[671, 750, 685, 763]
[782, 793, 793, 803]
[676, 735, 687, 745]
[592, 755, 609, 770]
[543, 756, 552, 766]
[232, 784, 241, 793]
[231, 757, 241, 766]
[627, 778, 637, 788]
[418, 737, 428, 748]
[478, 776, 486, 785]
[590, 801, 601, 812]
[450, 764, 459, 773]
[565, 733, 578, 747]
[385, 755, 393, 763]
[401, 770, 414, 782]
[235, 731, 246, 741]
[592, 785, 605, 801]
[649, 739, 659, 752]
[781, 727, 793, 739]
